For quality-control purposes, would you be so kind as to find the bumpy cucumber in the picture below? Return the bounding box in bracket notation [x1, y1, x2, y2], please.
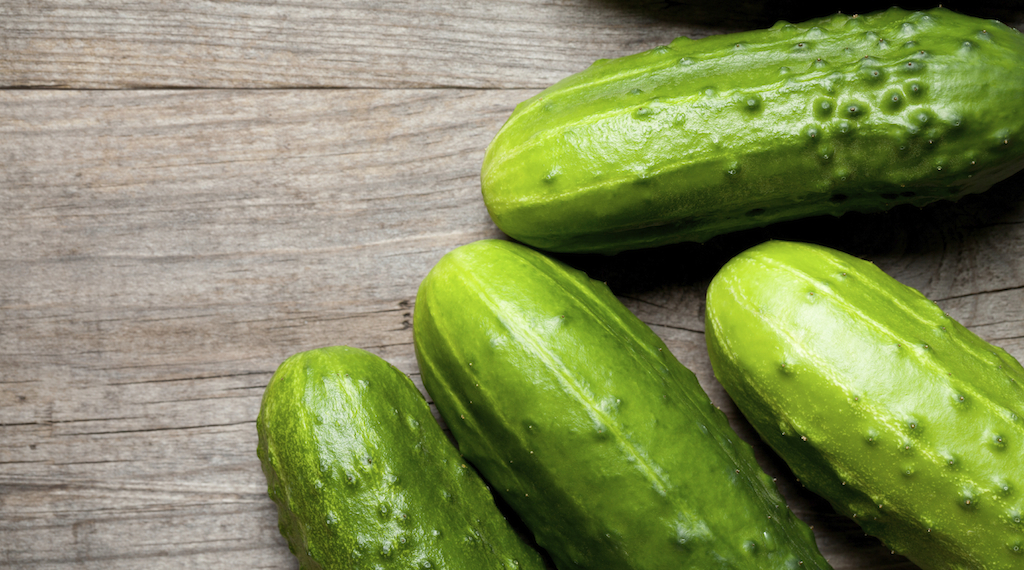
[482, 7, 1024, 254]
[256, 346, 546, 570]
[705, 240, 1024, 569]
[413, 239, 832, 569]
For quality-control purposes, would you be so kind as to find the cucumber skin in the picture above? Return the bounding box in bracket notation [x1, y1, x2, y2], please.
[704, 240, 1024, 569]
[413, 239, 832, 570]
[482, 7, 1024, 254]
[256, 346, 546, 570]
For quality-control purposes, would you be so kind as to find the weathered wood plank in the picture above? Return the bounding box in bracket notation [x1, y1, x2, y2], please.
[3, 0, 1022, 89]
[1, 88, 1023, 569]
[0, 0, 706, 89]
[0, 88, 515, 569]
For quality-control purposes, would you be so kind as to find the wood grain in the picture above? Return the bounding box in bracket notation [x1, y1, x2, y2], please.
[3, 1, 1024, 568]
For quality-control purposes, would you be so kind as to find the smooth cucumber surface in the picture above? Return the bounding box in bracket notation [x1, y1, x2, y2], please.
[705, 240, 1024, 569]
[256, 346, 546, 570]
[482, 7, 1024, 254]
[413, 239, 832, 570]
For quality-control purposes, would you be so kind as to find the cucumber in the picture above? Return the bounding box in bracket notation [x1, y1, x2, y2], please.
[256, 346, 547, 570]
[413, 239, 832, 569]
[704, 240, 1024, 569]
[482, 7, 1024, 254]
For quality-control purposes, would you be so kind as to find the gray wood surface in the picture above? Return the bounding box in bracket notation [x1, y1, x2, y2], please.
[2, 1, 1023, 569]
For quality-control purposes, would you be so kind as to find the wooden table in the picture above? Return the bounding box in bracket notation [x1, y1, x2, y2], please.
[3, 2, 1023, 568]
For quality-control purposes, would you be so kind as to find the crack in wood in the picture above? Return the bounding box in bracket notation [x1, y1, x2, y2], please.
[57, 419, 255, 437]
[108, 370, 271, 386]
[933, 284, 1024, 303]
[645, 322, 705, 335]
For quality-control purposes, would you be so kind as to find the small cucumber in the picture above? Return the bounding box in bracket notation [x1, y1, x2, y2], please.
[705, 240, 1024, 569]
[256, 346, 546, 570]
[413, 239, 832, 569]
[482, 7, 1024, 254]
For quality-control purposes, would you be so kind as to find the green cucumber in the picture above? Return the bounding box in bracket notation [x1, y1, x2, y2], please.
[482, 7, 1024, 254]
[705, 240, 1024, 569]
[413, 239, 832, 569]
[256, 346, 547, 570]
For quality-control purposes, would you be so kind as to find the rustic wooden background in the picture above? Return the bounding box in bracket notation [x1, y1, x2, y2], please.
[3, 1, 1023, 568]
